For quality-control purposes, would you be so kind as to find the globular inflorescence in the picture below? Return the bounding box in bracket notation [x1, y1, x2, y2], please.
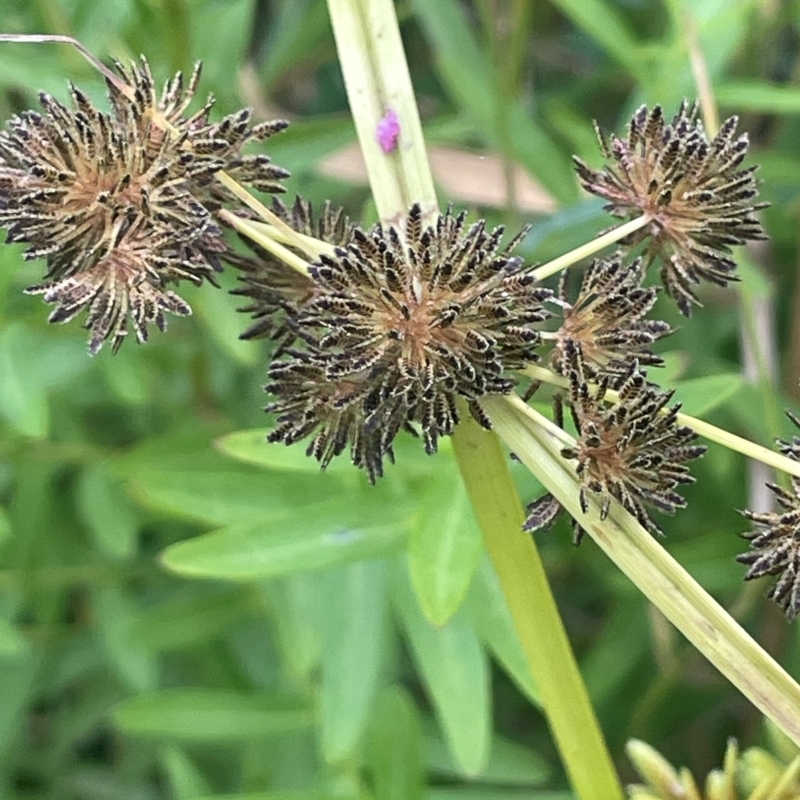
[0, 57, 288, 353]
[264, 203, 551, 482]
[739, 415, 800, 621]
[574, 101, 766, 315]
[555, 341, 706, 542]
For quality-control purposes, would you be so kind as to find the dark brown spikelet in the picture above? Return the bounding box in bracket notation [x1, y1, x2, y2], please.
[739, 413, 800, 621]
[266, 203, 551, 482]
[0, 56, 289, 352]
[574, 101, 766, 315]
[552, 256, 672, 381]
[558, 340, 705, 542]
[229, 197, 354, 348]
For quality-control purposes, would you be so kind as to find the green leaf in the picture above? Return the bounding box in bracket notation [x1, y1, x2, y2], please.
[161, 747, 213, 800]
[0, 505, 11, 545]
[672, 374, 744, 417]
[409, 470, 483, 626]
[367, 686, 425, 800]
[112, 689, 312, 741]
[393, 563, 490, 776]
[320, 560, 389, 763]
[0, 617, 28, 658]
[465, 558, 539, 706]
[161, 499, 410, 581]
[188, 793, 339, 800]
[426, 791, 574, 800]
[77, 462, 139, 560]
[0, 323, 49, 438]
[547, 0, 646, 78]
[424, 723, 550, 786]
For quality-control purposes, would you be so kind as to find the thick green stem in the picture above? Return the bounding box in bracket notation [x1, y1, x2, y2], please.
[453, 411, 624, 800]
[326, 2, 621, 798]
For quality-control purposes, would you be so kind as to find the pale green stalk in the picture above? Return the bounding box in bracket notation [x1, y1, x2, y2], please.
[531, 215, 651, 281]
[485, 393, 800, 748]
[525, 364, 800, 480]
[326, 2, 623, 798]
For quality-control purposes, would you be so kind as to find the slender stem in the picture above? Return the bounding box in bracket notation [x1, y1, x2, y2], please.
[524, 364, 800, 480]
[486, 393, 800, 748]
[218, 210, 311, 276]
[238, 220, 337, 259]
[453, 411, 624, 800]
[532, 215, 651, 281]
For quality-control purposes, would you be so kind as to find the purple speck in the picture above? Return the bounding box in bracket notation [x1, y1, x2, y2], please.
[376, 109, 400, 154]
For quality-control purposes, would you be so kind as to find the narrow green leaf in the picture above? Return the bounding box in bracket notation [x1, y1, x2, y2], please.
[161, 500, 410, 581]
[424, 724, 550, 786]
[189, 793, 338, 800]
[547, 0, 646, 78]
[672, 374, 743, 417]
[367, 686, 425, 800]
[112, 689, 312, 741]
[393, 563, 490, 776]
[465, 558, 539, 706]
[320, 560, 389, 763]
[408, 469, 483, 626]
[716, 81, 800, 114]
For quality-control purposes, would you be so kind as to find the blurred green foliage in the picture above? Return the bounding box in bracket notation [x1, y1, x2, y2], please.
[0, 0, 799, 798]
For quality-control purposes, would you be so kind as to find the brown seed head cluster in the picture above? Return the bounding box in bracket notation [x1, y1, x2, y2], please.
[229, 197, 353, 349]
[558, 341, 705, 541]
[574, 101, 766, 315]
[0, 57, 288, 352]
[266, 203, 551, 482]
[739, 414, 800, 621]
[552, 255, 671, 381]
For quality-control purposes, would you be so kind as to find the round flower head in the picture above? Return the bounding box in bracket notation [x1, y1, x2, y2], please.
[230, 197, 354, 349]
[739, 414, 800, 621]
[266, 203, 551, 482]
[574, 101, 766, 315]
[552, 255, 671, 382]
[559, 340, 705, 541]
[0, 57, 289, 352]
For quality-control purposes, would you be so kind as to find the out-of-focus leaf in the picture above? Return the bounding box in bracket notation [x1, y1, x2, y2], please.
[409, 469, 483, 626]
[424, 723, 549, 786]
[672, 374, 744, 417]
[77, 462, 139, 560]
[0, 323, 49, 437]
[0, 616, 28, 657]
[188, 793, 339, 800]
[94, 588, 158, 692]
[162, 747, 213, 800]
[320, 560, 388, 763]
[112, 689, 312, 741]
[393, 564, 490, 776]
[466, 558, 539, 706]
[547, 0, 646, 78]
[367, 686, 425, 800]
[0, 505, 11, 545]
[426, 791, 574, 800]
[127, 587, 253, 652]
[0, 651, 38, 757]
[161, 499, 410, 580]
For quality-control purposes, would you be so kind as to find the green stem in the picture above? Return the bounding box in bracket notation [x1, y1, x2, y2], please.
[524, 364, 800, 480]
[486, 393, 800, 748]
[326, 2, 621, 798]
[532, 215, 651, 281]
[453, 411, 624, 800]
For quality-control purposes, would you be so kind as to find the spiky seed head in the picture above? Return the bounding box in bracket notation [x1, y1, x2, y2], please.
[266, 203, 551, 482]
[574, 101, 766, 315]
[739, 413, 800, 621]
[0, 57, 289, 352]
[229, 197, 354, 348]
[552, 255, 671, 381]
[558, 340, 705, 542]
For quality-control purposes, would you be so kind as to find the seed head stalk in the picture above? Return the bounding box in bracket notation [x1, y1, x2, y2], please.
[325, 1, 622, 799]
